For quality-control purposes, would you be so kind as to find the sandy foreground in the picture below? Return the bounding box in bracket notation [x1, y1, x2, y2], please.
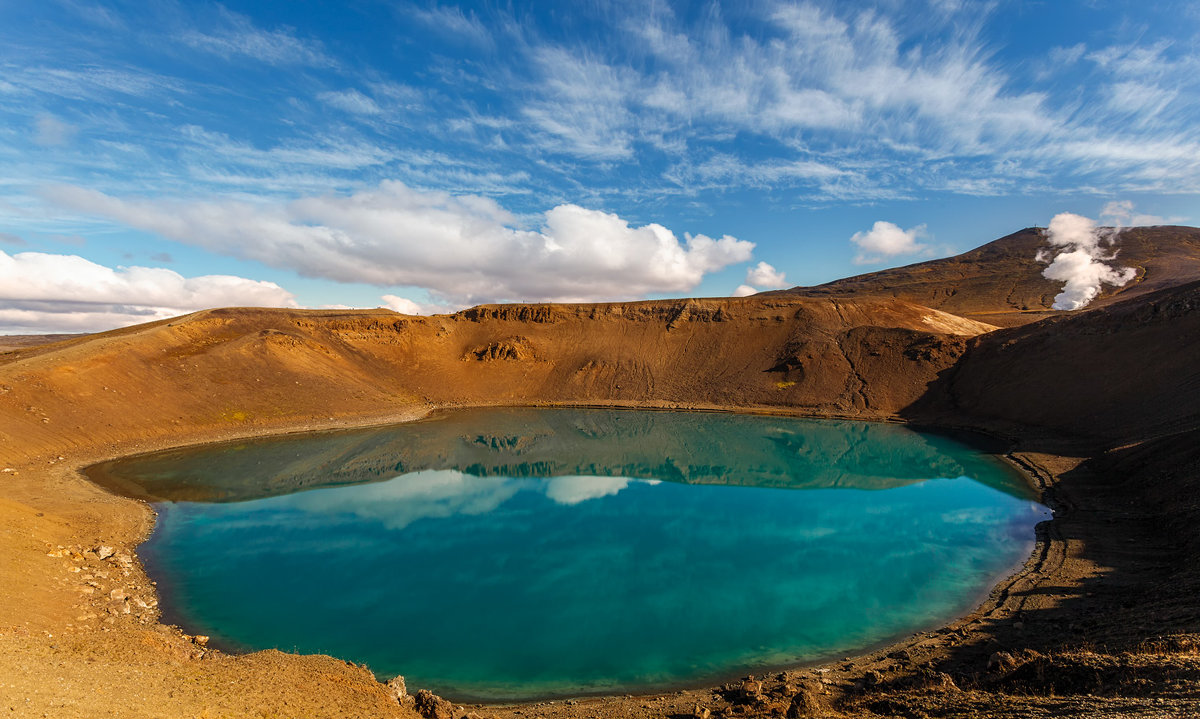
[2, 288, 1199, 718]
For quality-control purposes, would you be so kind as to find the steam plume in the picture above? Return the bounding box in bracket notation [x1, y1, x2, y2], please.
[1040, 212, 1136, 311]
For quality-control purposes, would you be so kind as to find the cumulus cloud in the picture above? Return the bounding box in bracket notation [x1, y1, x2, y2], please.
[850, 221, 929, 265]
[544, 476, 642, 505]
[1039, 212, 1137, 311]
[378, 294, 453, 316]
[1099, 200, 1164, 227]
[0, 250, 297, 333]
[49, 181, 754, 306]
[745, 261, 787, 289]
[731, 261, 788, 297]
[285, 470, 654, 529]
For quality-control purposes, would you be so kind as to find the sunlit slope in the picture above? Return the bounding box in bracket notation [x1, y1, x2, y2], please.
[0, 296, 993, 462]
[773, 226, 1200, 327]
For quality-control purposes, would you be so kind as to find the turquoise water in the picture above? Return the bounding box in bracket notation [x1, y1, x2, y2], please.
[94, 408, 1045, 700]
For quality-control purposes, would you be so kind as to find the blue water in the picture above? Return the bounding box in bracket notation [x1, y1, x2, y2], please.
[93, 408, 1046, 700]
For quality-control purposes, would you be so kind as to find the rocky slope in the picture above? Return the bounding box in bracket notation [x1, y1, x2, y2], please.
[0, 295, 993, 464]
[3, 226, 1200, 718]
[916, 279, 1200, 445]
[774, 225, 1200, 327]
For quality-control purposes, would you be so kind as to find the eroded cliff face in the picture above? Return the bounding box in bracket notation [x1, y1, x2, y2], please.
[0, 296, 993, 463]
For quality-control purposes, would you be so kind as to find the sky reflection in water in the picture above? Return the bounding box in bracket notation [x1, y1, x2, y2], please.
[96, 408, 1046, 700]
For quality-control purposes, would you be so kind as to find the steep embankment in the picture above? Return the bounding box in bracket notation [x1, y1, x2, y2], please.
[774, 225, 1200, 327]
[0, 295, 992, 465]
[922, 279, 1200, 445]
[0, 294, 998, 719]
[4, 229, 1200, 718]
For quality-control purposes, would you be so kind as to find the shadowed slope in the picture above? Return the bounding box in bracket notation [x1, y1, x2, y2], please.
[914, 279, 1200, 445]
[773, 225, 1200, 327]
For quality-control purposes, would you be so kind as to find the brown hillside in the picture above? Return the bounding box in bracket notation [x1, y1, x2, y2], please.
[4, 242, 1200, 717]
[774, 225, 1200, 327]
[0, 333, 85, 352]
[911, 278, 1200, 445]
[0, 295, 993, 465]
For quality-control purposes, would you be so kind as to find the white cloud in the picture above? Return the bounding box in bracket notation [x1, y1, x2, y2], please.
[745, 261, 787, 289]
[34, 114, 77, 147]
[317, 89, 382, 115]
[850, 221, 929, 265]
[178, 125, 393, 171]
[410, 5, 493, 48]
[49, 181, 754, 306]
[543, 476, 633, 505]
[284, 470, 654, 529]
[731, 284, 758, 297]
[1099, 200, 1164, 227]
[1040, 212, 1137, 310]
[179, 8, 332, 67]
[523, 47, 636, 159]
[0, 249, 298, 333]
[379, 294, 451, 316]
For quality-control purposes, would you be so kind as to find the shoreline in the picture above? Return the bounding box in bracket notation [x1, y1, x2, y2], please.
[91, 403, 1046, 706]
[3, 400, 1072, 717]
[3, 282, 1197, 717]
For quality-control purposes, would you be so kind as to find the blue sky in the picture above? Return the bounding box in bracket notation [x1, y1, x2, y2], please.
[1, 0, 1198, 332]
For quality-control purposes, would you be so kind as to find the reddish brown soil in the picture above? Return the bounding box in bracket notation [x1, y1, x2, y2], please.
[2, 232, 1199, 718]
[773, 225, 1200, 327]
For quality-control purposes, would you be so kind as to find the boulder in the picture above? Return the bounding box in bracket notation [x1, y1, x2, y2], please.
[413, 689, 454, 719]
[386, 674, 407, 701]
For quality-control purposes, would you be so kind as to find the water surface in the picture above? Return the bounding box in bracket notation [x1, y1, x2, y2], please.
[93, 408, 1045, 700]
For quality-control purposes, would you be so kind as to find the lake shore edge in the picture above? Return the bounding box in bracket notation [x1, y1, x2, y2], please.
[6, 398, 1174, 719]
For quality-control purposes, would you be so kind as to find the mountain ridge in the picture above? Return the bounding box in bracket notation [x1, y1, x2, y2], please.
[769, 224, 1200, 326]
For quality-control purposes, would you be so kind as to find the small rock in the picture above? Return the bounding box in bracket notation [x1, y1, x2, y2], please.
[786, 679, 828, 718]
[386, 674, 407, 700]
[692, 704, 711, 719]
[988, 651, 1017, 672]
[413, 689, 455, 719]
[862, 669, 884, 688]
[739, 677, 763, 702]
[96, 546, 115, 560]
[193, 635, 209, 646]
[109, 588, 127, 601]
[922, 671, 959, 692]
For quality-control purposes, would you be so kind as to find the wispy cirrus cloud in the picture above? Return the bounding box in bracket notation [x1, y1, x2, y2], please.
[178, 7, 333, 67]
[408, 4, 493, 49]
[317, 89, 382, 115]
